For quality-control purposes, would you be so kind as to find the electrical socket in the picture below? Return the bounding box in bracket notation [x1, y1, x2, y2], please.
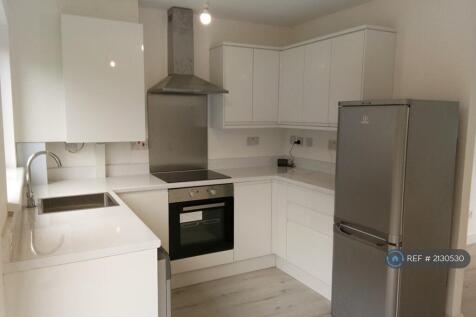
[328, 139, 337, 151]
[65, 143, 83, 153]
[131, 141, 147, 151]
[290, 136, 304, 145]
[246, 136, 260, 146]
[305, 137, 313, 147]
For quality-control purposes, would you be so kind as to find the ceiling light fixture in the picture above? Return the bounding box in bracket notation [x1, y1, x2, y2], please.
[200, 3, 212, 25]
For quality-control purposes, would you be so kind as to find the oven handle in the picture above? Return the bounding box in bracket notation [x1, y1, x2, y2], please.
[181, 218, 221, 229]
[183, 202, 225, 212]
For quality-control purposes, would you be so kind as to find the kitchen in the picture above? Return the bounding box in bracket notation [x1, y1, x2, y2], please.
[0, 0, 475, 317]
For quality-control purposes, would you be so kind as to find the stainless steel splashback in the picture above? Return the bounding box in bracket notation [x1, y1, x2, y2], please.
[147, 94, 207, 172]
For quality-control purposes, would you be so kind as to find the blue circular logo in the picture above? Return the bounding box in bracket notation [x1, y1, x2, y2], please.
[386, 250, 405, 268]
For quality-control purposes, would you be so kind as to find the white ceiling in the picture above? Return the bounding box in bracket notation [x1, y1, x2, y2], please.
[139, 0, 372, 26]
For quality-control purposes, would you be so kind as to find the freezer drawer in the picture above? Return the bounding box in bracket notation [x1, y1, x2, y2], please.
[332, 226, 399, 317]
[335, 105, 408, 241]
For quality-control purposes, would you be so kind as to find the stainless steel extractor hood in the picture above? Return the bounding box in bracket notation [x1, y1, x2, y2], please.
[148, 7, 228, 95]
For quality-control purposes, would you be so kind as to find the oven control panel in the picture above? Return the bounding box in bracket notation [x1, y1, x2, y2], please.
[169, 184, 234, 203]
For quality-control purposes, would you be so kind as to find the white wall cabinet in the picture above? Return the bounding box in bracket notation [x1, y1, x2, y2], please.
[278, 46, 304, 123]
[279, 41, 332, 125]
[281, 28, 395, 127]
[327, 29, 396, 125]
[302, 40, 332, 124]
[253, 49, 280, 123]
[234, 181, 272, 261]
[210, 45, 280, 128]
[223, 46, 253, 123]
[327, 31, 365, 125]
[61, 14, 146, 142]
[210, 26, 395, 130]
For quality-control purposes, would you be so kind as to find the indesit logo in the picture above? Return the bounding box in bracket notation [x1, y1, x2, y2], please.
[360, 114, 370, 124]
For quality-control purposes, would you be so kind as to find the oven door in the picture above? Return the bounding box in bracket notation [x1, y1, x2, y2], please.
[169, 197, 234, 260]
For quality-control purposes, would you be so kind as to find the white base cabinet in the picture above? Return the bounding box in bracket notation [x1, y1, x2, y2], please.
[119, 190, 169, 251]
[117, 179, 335, 301]
[4, 250, 158, 317]
[272, 182, 335, 297]
[234, 181, 272, 261]
[271, 180, 287, 258]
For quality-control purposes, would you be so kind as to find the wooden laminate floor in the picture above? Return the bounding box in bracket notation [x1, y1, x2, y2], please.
[173, 246, 476, 317]
[172, 268, 331, 317]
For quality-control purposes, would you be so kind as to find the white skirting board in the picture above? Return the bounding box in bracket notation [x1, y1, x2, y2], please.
[276, 256, 332, 301]
[171, 254, 276, 289]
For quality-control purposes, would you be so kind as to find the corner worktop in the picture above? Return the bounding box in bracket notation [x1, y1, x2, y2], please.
[2, 166, 334, 274]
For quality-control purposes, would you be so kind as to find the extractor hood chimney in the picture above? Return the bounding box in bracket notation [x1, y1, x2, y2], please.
[148, 7, 228, 95]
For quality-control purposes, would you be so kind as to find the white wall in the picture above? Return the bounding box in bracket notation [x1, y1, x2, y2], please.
[0, 95, 8, 317]
[281, 129, 336, 164]
[0, 3, 9, 314]
[288, 1, 476, 316]
[0, 26, 14, 169]
[469, 149, 476, 243]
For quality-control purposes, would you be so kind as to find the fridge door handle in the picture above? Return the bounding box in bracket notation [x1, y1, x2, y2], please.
[334, 223, 397, 248]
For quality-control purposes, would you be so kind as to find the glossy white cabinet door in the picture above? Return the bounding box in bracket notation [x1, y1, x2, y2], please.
[328, 31, 365, 125]
[279, 47, 304, 123]
[286, 221, 333, 286]
[61, 14, 145, 142]
[234, 181, 272, 261]
[272, 180, 287, 258]
[4, 250, 158, 317]
[284, 183, 334, 288]
[223, 46, 253, 123]
[302, 40, 332, 124]
[253, 49, 279, 123]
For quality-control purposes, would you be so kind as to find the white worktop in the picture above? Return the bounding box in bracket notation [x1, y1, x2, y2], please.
[217, 166, 335, 193]
[2, 166, 333, 273]
[2, 180, 162, 274]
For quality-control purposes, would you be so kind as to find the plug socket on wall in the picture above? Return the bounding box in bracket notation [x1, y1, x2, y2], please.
[305, 137, 313, 147]
[290, 136, 304, 145]
[246, 136, 260, 146]
[131, 141, 147, 151]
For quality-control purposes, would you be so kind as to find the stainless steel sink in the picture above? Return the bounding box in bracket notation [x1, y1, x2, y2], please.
[38, 193, 119, 214]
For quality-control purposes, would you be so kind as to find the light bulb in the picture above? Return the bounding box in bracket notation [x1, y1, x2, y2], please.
[200, 6, 212, 25]
[109, 60, 116, 68]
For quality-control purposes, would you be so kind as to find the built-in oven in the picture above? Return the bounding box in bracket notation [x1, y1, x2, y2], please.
[168, 184, 234, 260]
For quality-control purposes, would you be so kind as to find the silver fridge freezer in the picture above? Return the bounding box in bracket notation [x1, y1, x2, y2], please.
[332, 100, 458, 317]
